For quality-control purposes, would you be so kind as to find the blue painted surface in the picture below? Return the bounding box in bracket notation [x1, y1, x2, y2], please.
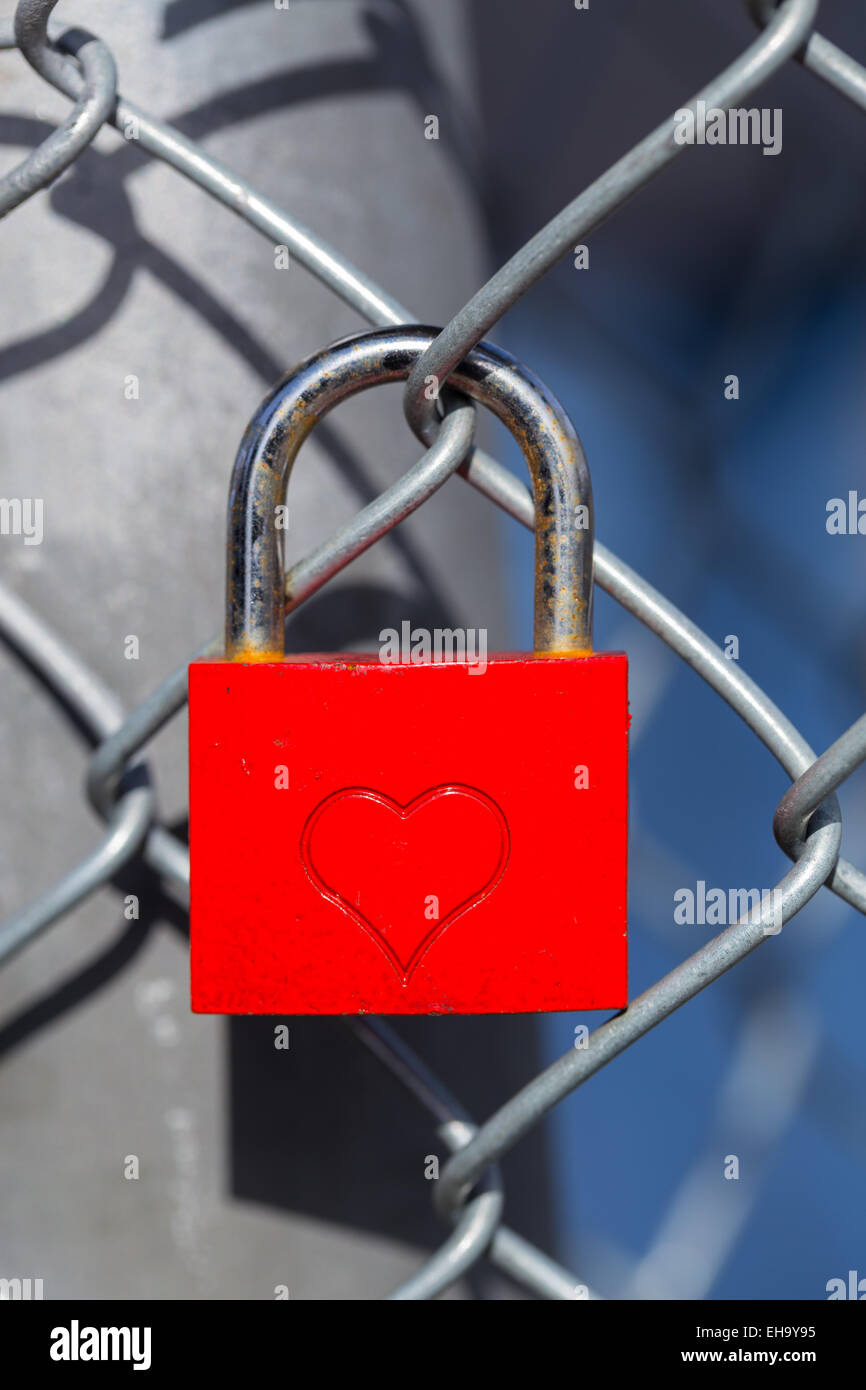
[495, 272, 866, 1299]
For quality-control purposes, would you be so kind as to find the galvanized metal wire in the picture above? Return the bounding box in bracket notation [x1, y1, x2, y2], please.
[1, 0, 865, 1299]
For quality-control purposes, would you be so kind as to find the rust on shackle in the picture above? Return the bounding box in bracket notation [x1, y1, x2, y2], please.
[225, 326, 594, 661]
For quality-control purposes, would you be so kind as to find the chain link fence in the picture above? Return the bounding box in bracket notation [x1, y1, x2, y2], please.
[1, 0, 865, 1299]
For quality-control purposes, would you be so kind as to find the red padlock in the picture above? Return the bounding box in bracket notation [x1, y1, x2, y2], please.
[189, 327, 628, 1014]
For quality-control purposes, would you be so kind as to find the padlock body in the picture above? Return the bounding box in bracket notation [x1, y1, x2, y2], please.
[189, 653, 628, 1014]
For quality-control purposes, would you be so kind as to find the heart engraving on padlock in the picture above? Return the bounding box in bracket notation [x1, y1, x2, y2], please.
[300, 784, 510, 983]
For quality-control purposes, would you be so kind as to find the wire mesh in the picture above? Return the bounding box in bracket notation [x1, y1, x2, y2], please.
[1, 0, 865, 1300]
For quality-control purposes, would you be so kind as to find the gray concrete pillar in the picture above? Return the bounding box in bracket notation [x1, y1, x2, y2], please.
[0, 0, 552, 1298]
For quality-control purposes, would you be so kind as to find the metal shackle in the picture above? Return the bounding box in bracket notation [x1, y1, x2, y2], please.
[226, 326, 594, 660]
